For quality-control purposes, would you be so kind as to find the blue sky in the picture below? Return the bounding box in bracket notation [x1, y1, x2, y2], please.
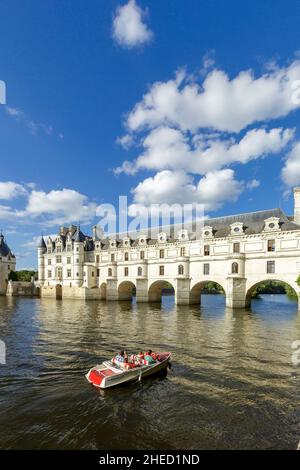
[1, 0, 300, 268]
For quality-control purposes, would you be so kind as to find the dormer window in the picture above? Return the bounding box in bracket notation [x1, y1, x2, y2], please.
[230, 222, 244, 235]
[264, 217, 280, 231]
[158, 232, 166, 243]
[178, 230, 188, 241]
[202, 226, 213, 238]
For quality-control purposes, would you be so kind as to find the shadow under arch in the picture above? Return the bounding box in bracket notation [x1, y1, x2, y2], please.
[118, 280, 136, 301]
[189, 280, 226, 305]
[100, 282, 107, 300]
[245, 279, 298, 309]
[148, 280, 175, 303]
[55, 284, 62, 300]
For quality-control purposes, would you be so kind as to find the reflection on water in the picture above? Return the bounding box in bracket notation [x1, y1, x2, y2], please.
[0, 294, 300, 449]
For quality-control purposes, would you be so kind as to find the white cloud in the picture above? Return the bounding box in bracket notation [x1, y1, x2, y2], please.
[129, 169, 243, 212]
[5, 106, 53, 136]
[26, 189, 97, 225]
[126, 61, 300, 133]
[113, 0, 153, 48]
[246, 179, 260, 190]
[282, 142, 300, 186]
[0, 182, 27, 200]
[115, 126, 293, 175]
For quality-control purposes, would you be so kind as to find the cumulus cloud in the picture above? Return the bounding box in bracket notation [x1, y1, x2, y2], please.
[0, 181, 27, 200]
[282, 142, 300, 186]
[126, 61, 300, 133]
[246, 179, 260, 190]
[113, 0, 153, 48]
[26, 189, 97, 225]
[129, 169, 243, 212]
[116, 126, 293, 175]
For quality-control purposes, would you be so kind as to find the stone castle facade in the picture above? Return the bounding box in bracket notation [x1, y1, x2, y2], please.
[0, 233, 16, 295]
[37, 188, 300, 309]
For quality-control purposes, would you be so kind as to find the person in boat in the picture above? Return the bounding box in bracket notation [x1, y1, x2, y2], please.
[114, 350, 127, 363]
[122, 357, 139, 370]
[143, 350, 157, 364]
[137, 351, 144, 362]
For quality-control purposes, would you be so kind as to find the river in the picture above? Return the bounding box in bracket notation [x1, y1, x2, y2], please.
[0, 294, 300, 449]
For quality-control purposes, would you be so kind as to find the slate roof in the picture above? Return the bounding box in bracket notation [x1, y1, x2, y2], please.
[0, 233, 14, 257]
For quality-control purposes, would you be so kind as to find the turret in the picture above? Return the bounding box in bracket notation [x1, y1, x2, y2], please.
[294, 187, 300, 226]
[37, 236, 46, 282]
[73, 225, 85, 286]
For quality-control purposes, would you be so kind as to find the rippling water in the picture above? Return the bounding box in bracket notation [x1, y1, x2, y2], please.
[0, 294, 300, 450]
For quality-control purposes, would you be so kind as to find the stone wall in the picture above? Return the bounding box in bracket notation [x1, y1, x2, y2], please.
[6, 280, 39, 297]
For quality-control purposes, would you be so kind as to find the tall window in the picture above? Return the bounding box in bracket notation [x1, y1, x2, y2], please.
[96, 255, 100, 263]
[138, 266, 143, 276]
[97, 269, 100, 277]
[203, 263, 210, 275]
[124, 252, 129, 261]
[140, 251, 145, 260]
[267, 239, 275, 252]
[48, 259, 51, 265]
[159, 249, 165, 259]
[233, 242, 240, 253]
[66, 244, 72, 252]
[159, 265, 164, 276]
[231, 262, 239, 274]
[267, 260, 275, 274]
[124, 267, 129, 276]
[56, 256, 62, 263]
[48, 270, 52, 278]
[57, 267, 62, 279]
[178, 264, 184, 275]
[180, 247, 186, 257]
[204, 245, 210, 256]
[111, 253, 115, 262]
[108, 268, 112, 277]
[67, 269, 71, 278]
[67, 257, 71, 264]
[56, 245, 62, 253]
[47, 247, 51, 254]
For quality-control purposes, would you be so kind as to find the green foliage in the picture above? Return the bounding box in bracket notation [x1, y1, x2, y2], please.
[8, 270, 37, 282]
[201, 282, 225, 294]
[296, 275, 300, 287]
[251, 280, 297, 299]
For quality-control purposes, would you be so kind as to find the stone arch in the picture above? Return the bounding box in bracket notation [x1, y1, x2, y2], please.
[118, 280, 136, 301]
[148, 280, 175, 303]
[55, 284, 62, 300]
[189, 280, 226, 305]
[35, 286, 41, 298]
[100, 282, 107, 300]
[245, 278, 298, 309]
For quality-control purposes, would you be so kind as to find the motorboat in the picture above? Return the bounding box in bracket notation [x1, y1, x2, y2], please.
[86, 352, 171, 389]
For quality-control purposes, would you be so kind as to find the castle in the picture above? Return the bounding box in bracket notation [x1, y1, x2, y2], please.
[37, 187, 300, 309]
[0, 233, 16, 294]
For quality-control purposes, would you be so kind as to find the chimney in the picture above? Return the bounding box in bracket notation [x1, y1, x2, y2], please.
[294, 187, 300, 225]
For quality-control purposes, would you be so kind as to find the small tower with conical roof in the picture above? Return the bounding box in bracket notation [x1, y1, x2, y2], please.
[0, 232, 16, 295]
[37, 235, 46, 283]
[73, 225, 85, 286]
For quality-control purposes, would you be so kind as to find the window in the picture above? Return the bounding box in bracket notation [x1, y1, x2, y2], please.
[66, 244, 72, 252]
[180, 247, 186, 256]
[76, 272, 79, 277]
[67, 257, 71, 264]
[48, 270, 52, 278]
[56, 245, 62, 253]
[178, 264, 184, 275]
[267, 239, 275, 252]
[267, 260, 275, 274]
[76, 247, 79, 252]
[111, 253, 115, 262]
[96, 255, 100, 263]
[56, 256, 62, 263]
[124, 267, 129, 276]
[97, 269, 100, 277]
[159, 265, 164, 276]
[138, 266, 143, 276]
[269, 223, 275, 229]
[92, 271, 94, 277]
[204, 245, 210, 256]
[48, 259, 51, 265]
[140, 250, 145, 260]
[124, 252, 129, 261]
[108, 268, 112, 277]
[57, 268, 62, 279]
[233, 242, 240, 253]
[67, 269, 71, 278]
[47, 247, 51, 254]
[231, 262, 239, 274]
[234, 227, 240, 233]
[203, 263, 210, 275]
[159, 249, 165, 259]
